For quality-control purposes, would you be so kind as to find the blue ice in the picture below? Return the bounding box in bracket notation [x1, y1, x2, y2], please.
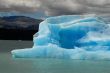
[11, 15, 110, 60]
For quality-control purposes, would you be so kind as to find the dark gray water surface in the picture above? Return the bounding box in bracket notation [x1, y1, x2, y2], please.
[1, 40, 110, 73]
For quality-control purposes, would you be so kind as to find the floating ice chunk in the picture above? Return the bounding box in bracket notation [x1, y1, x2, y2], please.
[11, 15, 110, 60]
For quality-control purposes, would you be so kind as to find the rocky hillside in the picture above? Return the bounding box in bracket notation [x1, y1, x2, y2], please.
[0, 16, 43, 40]
[0, 16, 43, 30]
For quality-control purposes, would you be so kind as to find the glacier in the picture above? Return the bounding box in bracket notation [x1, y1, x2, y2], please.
[11, 15, 110, 60]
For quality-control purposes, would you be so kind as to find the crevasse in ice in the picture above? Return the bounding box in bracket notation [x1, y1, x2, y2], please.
[11, 15, 110, 60]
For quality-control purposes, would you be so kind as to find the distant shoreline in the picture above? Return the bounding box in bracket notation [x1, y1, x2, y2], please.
[0, 28, 37, 40]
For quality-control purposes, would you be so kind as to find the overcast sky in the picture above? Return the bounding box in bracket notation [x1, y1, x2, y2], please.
[0, 0, 110, 18]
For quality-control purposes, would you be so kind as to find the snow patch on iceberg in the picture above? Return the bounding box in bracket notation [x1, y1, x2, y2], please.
[11, 15, 110, 60]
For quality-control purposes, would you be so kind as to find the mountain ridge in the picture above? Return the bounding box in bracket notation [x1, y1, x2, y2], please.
[0, 16, 43, 40]
[0, 16, 43, 30]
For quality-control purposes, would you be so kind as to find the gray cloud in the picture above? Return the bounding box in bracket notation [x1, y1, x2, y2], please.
[39, 0, 110, 16]
[0, 0, 110, 16]
[39, 0, 86, 16]
[0, 0, 40, 13]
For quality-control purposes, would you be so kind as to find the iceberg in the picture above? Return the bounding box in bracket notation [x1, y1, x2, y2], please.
[11, 15, 110, 60]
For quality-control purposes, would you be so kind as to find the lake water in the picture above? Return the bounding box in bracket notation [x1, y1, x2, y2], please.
[0, 40, 110, 73]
